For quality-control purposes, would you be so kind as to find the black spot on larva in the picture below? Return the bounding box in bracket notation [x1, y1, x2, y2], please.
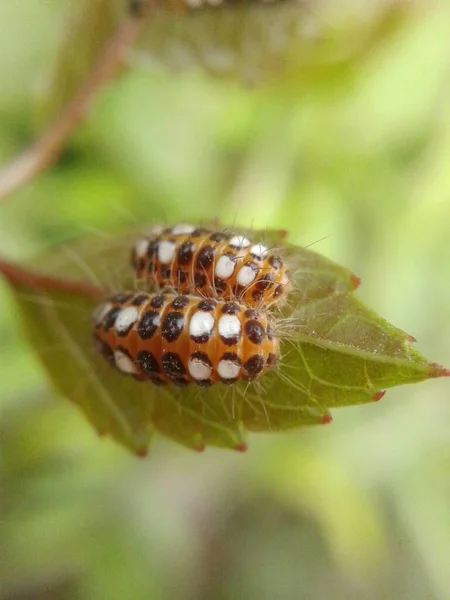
[147, 240, 158, 259]
[94, 335, 114, 366]
[171, 295, 189, 309]
[109, 293, 133, 304]
[256, 273, 275, 291]
[190, 328, 212, 345]
[251, 290, 264, 302]
[137, 310, 160, 340]
[268, 255, 283, 270]
[273, 284, 284, 298]
[221, 302, 240, 315]
[209, 231, 229, 243]
[245, 320, 265, 345]
[177, 241, 194, 265]
[244, 308, 259, 319]
[176, 268, 187, 284]
[220, 331, 241, 347]
[196, 379, 212, 388]
[190, 351, 213, 367]
[132, 293, 148, 306]
[267, 353, 278, 366]
[213, 278, 227, 293]
[136, 350, 160, 375]
[197, 299, 216, 312]
[221, 352, 242, 365]
[150, 295, 166, 309]
[103, 306, 121, 331]
[149, 376, 167, 387]
[163, 227, 173, 234]
[194, 271, 206, 288]
[196, 245, 215, 269]
[162, 352, 186, 379]
[191, 227, 209, 238]
[243, 354, 265, 378]
[161, 311, 185, 343]
[160, 265, 171, 280]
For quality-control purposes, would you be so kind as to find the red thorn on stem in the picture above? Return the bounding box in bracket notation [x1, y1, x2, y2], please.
[278, 229, 289, 240]
[136, 447, 149, 458]
[350, 273, 361, 289]
[195, 443, 206, 453]
[429, 363, 450, 378]
[235, 442, 248, 453]
[321, 412, 333, 425]
[405, 333, 417, 343]
[372, 390, 386, 402]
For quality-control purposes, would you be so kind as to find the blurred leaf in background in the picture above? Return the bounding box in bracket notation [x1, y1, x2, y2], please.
[1, 1, 450, 599]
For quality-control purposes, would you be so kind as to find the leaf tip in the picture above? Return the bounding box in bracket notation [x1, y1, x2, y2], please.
[405, 333, 417, 343]
[372, 390, 386, 402]
[350, 273, 361, 289]
[429, 362, 450, 378]
[195, 443, 206, 453]
[321, 412, 333, 425]
[234, 442, 248, 453]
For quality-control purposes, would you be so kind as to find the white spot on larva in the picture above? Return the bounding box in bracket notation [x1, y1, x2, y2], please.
[218, 314, 241, 339]
[189, 311, 215, 338]
[237, 264, 257, 287]
[215, 254, 236, 279]
[218, 359, 240, 380]
[172, 223, 195, 235]
[229, 235, 251, 250]
[250, 244, 268, 259]
[114, 306, 139, 333]
[114, 349, 138, 375]
[92, 302, 113, 325]
[188, 357, 212, 381]
[134, 238, 150, 258]
[157, 240, 176, 264]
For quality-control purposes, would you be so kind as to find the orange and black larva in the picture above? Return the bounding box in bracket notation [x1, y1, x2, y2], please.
[92, 291, 280, 388]
[131, 225, 291, 307]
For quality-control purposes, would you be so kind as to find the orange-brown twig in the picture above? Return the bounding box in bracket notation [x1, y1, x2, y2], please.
[0, 6, 148, 204]
[0, 258, 105, 298]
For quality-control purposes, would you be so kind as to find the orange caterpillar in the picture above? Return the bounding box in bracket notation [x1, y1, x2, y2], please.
[131, 224, 291, 307]
[92, 291, 279, 388]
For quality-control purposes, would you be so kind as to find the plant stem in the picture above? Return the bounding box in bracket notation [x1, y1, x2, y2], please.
[0, 7, 147, 204]
[0, 258, 104, 298]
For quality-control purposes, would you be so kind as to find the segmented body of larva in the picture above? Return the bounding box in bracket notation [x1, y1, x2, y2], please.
[131, 224, 290, 307]
[92, 291, 279, 388]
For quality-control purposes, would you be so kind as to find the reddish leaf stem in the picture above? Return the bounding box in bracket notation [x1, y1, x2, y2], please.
[0, 6, 148, 204]
[0, 258, 104, 298]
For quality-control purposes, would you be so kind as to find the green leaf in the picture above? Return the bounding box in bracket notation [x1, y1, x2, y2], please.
[134, 1, 408, 86]
[1, 226, 447, 455]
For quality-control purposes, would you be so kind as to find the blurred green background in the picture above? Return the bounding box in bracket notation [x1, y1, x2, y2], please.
[1, 1, 450, 599]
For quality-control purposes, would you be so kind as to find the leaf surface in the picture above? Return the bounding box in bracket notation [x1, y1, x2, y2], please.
[1, 226, 447, 454]
[134, 1, 407, 85]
